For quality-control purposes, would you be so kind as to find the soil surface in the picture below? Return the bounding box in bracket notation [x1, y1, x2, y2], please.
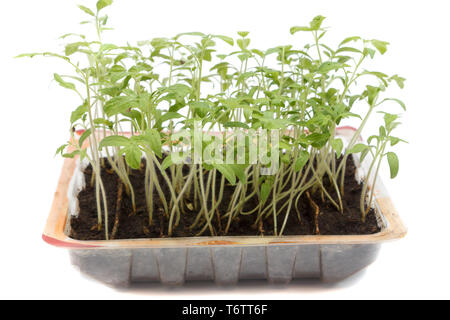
[70, 157, 381, 240]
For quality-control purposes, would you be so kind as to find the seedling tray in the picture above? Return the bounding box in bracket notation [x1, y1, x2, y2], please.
[43, 127, 406, 286]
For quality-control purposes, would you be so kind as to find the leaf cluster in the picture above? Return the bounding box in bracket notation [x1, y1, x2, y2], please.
[18, 3, 407, 238]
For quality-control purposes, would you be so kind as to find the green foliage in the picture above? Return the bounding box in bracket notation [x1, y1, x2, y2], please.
[371, 39, 389, 55]
[18, 2, 406, 238]
[78, 5, 95, 17]
[261, 179, 273, 203]
[347, 143, 368, 154]
[294, 150, 310, 172]
[96, 0, 113, 12]
[213, 164, 237, 185]
[387, 152, 399, 179]
[99, 135, 130, 148]
[71, 102, 88, 123]
[124, 145, 142, 169]
[330, 139, 343, 157]
[143, 129, 162, 158]
[161, 154, 174, 170]
[54, 73, 76, 90]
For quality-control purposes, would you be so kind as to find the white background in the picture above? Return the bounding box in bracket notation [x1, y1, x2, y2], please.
[0, 0, 449, 300]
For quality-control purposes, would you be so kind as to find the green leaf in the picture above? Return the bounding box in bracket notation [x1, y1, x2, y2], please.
[368, 135, 379, 145]
[65, 42, 86, 56]
[214, 35, 234, 46]
[71, 102, 88, 123]
[261, 180, 273, 203]
[380, 112, 398, 127]
[371, 39, 389, 55]
[366, 85, 380, 106]
[15, 52, 70, 62]
[144, 129, 162, 158]
[15, 53, 39, 59]
[166, 83, 192, 99]
[389, 137, 399, 146]
[306, 132, 330, 148]
[360, 148, 370, 163]
[379, 98, 406, 111]
[104, 96, 137, 117]
[99, 135, 130, 149]
[96, 0, 113, 12]
[361, 70, 389, 86]
[294, 150, 310, 172]
[310, 15, 326, 30]
[347, 143, 368, 154]
[213, 164, 236, 185]
[363, 47, 376, 59]
[336, 47, 362, 54]
[175, 31, 206, 40]
[78, 129, 92, 147]
[339, 36, 361, 47]
[386, 152, 399, 179]
[101, 14, 109, 26]
[251, 49, 265, 58]
[237, 31, 250, 38]
[124, 145, 142, 169]
[63, 150, 80, 159]
[229, 164, 247, 184]
[290, 26, 313, 34]
[331, 138, 344, 157]
[190, 101, 210, 118]
[379, 126, 386, 138]
[93, 118, 114, 129]
[54, 73, 76, 90]
[156, 112, 184, 127]
[122, 110, 143, 126]
[223, 122, 250, 129]
[279, 140, 292, 151]
[101, 43, 119, 52]
[318, 62, 344, 73]
[237, 38, 251, 50]
[161, 154, 173, 170]
[78, 5, 95, 16]
[362, 70, 388, 79]
[390, 75, 406, 89]
[55, 144, 68, 156]
[210, 61, 229, 72]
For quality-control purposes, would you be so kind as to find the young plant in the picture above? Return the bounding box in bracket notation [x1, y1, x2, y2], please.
[19, 2, 406, 239]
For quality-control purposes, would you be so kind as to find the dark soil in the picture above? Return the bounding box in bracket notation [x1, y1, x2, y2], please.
[69, 157, 381, 240]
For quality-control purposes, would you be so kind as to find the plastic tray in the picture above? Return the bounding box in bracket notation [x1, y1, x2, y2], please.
[43, 127, 407, 286]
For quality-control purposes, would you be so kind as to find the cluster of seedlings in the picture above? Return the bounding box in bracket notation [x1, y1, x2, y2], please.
[19, 1, 406, 240]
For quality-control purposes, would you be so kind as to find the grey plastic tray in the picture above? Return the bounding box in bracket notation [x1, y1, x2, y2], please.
[69, 244, 380, 286]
